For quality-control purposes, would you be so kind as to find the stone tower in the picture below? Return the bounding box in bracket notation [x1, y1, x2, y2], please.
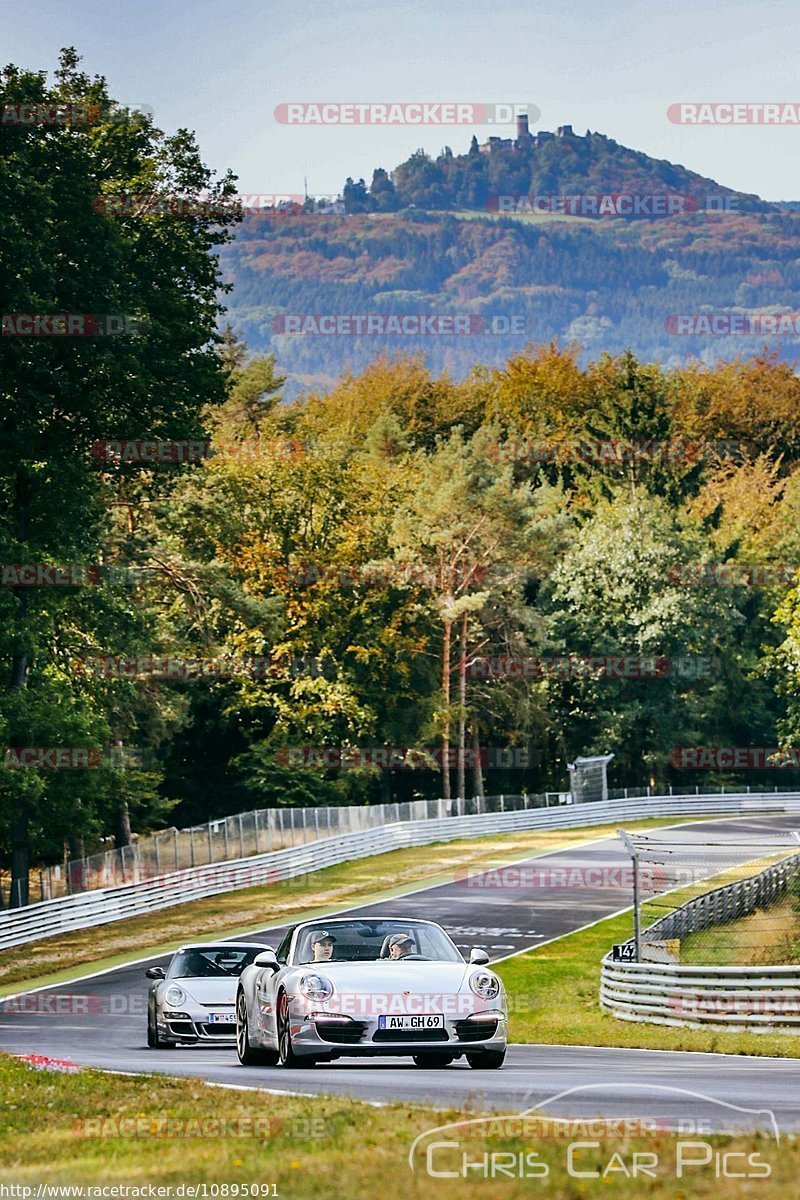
[515, 112, 533, 148]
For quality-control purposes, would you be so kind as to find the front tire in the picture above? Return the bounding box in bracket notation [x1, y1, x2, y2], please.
[466, 1048, 506, 1070]
[147, 1008, 176, 1049]
[277, 991, 315, 1068]
[237, 991, 279, 1066]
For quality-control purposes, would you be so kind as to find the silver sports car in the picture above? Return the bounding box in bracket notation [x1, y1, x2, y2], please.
[235, 917, 507, 1069]
[146, 942, 268, 1047]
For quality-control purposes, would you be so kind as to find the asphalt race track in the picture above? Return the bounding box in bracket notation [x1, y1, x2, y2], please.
[3, 812, 800, 1133]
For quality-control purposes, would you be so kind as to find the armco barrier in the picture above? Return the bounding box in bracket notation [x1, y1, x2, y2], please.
[600, 960, 800, 1030]
[601, 840, 800, 1031]
[3, 792, 800, 951]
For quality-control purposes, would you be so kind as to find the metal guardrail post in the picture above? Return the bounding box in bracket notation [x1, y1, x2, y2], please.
[617, 828, 641, 961]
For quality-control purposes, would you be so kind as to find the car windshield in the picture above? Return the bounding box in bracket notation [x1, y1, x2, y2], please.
[168, 947, 262, 978]
[293, 921, 463, 964]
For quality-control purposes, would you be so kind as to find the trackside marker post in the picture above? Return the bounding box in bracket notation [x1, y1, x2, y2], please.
[617, 828, 641, 961]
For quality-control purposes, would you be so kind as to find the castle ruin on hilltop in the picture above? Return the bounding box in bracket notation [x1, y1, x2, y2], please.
[478, 114, 575, 154]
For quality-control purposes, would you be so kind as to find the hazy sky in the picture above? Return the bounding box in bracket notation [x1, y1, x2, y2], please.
[6, 0, 800, 200]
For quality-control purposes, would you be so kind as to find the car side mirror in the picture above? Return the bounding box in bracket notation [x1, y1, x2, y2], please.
[145, 966, 166, 979]
[469, 947, 490, 965]
[254, 949, 279, 971]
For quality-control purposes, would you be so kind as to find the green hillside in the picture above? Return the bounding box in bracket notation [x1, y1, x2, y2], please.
[221, 205, 800, 394]
[342, 128, 772, 217]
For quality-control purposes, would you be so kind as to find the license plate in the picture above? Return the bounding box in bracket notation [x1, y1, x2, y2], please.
[378, 1014, 444, 1031]
[208, 1012, 236, 1024]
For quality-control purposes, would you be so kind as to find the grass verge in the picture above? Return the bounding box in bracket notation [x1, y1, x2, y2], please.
[0, 817, 700, 995]
[0, 1053, 792, 1197]
[681, 895, 800, 965]
[496, 907, 800, 1057]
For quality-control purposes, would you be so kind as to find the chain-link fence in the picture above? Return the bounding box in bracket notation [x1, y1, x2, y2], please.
[16, 791, 572, 902]
[616, 824, 800, 966]
[10, 780, 800, 906]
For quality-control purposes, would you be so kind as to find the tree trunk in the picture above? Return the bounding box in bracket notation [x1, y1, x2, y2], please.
[9, 469, 31, 907]
[10, 808, 30, 908]
[115, 797, 133, 847]
[441, 617, 452, 800]
[114, 741, 133, 848]
[68, 802, 88, 892]
[456, 611, 468, 799]
[69, 834, 85, 859]
[471, 728, 485, 804]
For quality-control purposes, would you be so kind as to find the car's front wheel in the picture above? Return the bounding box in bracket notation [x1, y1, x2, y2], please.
[412, 1053, 455, 1068]
[466, 1048, 506, 1069]
[277, 991, 315, 1068]
[237, 991, 279, 1066]
[147, 1008, 175, 1049]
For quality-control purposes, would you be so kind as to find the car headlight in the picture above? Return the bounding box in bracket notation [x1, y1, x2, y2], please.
[469, 970, 501, 1000]
[164, 985, 187, 1007]
[298, 973, 334, 1002]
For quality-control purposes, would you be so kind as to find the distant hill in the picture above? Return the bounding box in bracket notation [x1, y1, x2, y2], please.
[338, 128, 773, 218]
[219, 129, 799, 394]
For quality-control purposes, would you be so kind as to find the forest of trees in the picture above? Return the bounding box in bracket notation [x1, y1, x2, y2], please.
[223, 205, 800, 389]
[5, 53, 800, 907]
[338, 130, 770, 216]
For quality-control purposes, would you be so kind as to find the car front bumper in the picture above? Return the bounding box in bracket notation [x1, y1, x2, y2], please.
[157, 1007, 237, 1043]
[288, 1007, 508, 1058]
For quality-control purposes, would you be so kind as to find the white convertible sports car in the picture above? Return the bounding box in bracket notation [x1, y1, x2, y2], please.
[235, 917, 507, 1069]
[146, 942, 268, 1047]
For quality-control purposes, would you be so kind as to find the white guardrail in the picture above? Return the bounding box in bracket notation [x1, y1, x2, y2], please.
[600, 960, 800, 1031]
[2, 792, 800, 952]
[601, 804, 800, 1032]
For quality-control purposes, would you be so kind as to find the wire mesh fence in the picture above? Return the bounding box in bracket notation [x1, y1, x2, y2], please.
[16, 790, 572, 902]
[616, 824, 800, 966]
[10, 781, 800, 906]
